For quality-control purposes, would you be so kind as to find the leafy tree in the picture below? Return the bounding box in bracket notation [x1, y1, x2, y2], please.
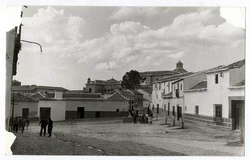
[121, 70, 142, 89]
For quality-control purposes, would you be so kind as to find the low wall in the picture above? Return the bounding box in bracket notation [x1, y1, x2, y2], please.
[65, 111, 129, 119]
[184, 113, 233, 129]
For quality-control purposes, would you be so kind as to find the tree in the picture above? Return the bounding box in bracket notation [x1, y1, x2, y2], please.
[121, 70, 142, 90]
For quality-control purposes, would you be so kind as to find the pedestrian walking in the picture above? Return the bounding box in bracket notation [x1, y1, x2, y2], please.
[13, 117, 18, 133]
[26, 118, 30, 129]
[21, 118, 26, 133]
[39, 117, 48, 136]
[133, 112, 136, 124]
[48, 118, 53, 137]
[18, 117, 22, 131]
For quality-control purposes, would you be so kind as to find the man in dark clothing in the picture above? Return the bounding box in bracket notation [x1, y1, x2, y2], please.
[39, 118, 48, 136]
[21, 118, 26, 133]
[48, 118, 53, 137]
[13, 117, 18, 133]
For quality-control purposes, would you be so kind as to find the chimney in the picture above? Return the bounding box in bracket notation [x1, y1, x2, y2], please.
[54, 92, 62, 99]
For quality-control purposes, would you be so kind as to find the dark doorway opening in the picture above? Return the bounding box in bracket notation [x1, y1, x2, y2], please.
[77, 107, 85, 119]
[232, 100, 244, 130]
[177, 106, 182, 121]
[22, 108, 29, 119]
[96, 111, 101, 118]
[40, 108, 51, 120]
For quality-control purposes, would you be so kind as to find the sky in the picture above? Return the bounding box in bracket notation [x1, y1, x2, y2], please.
[9, 6, 245, 90]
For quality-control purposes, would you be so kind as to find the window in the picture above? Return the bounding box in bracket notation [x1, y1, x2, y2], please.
[215, 104, 222, 118]
[215, 74, 219, 84]
[168, 103, 170, 115]
[89, 88, 92, 93]
[195, 106, 199, 115]
[116, 109, 119, 112]
[164, 104, 166, 111]
[172, 106, 175, 116]
[185, 106, 187, 111]
[157, 104, 159, 114]
[180, 84, 182, 90]
[152, 105, 154, 111]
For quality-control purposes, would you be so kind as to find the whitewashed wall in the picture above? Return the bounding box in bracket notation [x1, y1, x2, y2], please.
[38, 100, 66, 121]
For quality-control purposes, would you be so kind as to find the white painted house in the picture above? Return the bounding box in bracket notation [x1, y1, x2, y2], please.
[152, 72, 193, 115]
[184, 59, 245, 130]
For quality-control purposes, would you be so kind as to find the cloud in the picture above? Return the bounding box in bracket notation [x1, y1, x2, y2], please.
[21, 6, 86, 54]
[18, 7, 245, 88]
[169, 51, 185, 59]
[73, 8, 244, 71]
[109, 7, 171, 19]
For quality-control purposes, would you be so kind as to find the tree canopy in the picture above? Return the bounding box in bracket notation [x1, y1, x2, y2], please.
[121, 70, 142, 90]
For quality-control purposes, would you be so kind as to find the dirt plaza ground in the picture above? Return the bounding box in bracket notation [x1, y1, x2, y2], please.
[10, 115, 244, 156]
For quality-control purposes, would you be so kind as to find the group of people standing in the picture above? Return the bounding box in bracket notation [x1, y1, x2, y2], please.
[132, 110, 153, 124]
[12, 116, 30, 133]
[39, 117, 53, 137]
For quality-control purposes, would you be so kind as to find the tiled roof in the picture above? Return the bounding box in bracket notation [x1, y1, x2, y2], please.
[65, 90, 89, 94]
[88, 78, 121, 85]
[30, 92, 46, 100]
[46, 92, 102, 99]
[12, 85, 68, 92]
[224, 59, 245, 69]
[140, 70, 174, 77]
[154, 72, 194, 84]
[206, 59, 245, 74]
[12, 85, 37, 91]
[37, 86, 68, 91]
[229, 80, 245, 89]
[185, 81, 207, 92]
[233, 80, 245, 86]
[172, 68, 188, 74]
[105, 92, 128, 101]
[12, 93, 38, 102]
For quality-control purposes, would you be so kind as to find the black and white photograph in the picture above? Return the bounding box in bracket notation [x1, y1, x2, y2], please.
[2, 0, 249, 159]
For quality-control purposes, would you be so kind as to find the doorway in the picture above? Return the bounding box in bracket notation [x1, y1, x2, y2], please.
[177, 106, 182, 121]
[232, 100, 244, 130]
[77, 107, 85, 119]
[22, 108, 29, 119]
[40, 107, 51, 120]
[96, 111, 101, 118]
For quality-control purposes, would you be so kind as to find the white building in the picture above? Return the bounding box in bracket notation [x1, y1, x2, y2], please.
[137, 87, 152, 108]
[152, 72, 193, 115]
[184, 59, 245, 130]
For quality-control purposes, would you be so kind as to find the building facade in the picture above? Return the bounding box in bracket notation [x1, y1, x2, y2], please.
[184, 60, 245, 130]
[140, 61, 188, 85]
[85, 78, 122, 94]
[152, 72, 193, 115]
